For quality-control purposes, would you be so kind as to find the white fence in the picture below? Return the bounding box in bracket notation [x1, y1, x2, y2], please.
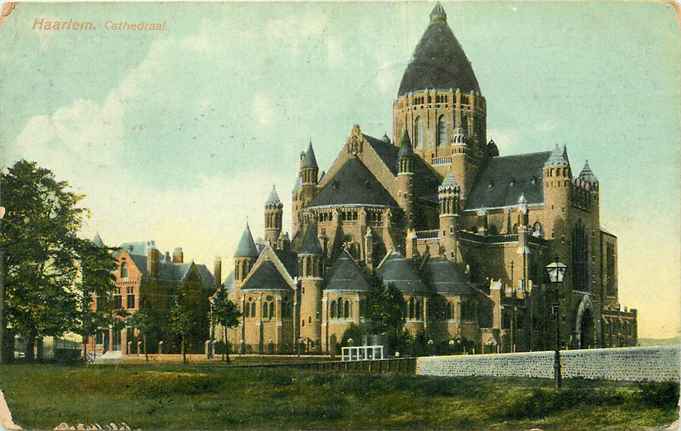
[341, 345, 384, 361]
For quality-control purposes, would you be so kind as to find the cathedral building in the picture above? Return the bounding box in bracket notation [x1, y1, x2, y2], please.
[219, 3, 638, 354]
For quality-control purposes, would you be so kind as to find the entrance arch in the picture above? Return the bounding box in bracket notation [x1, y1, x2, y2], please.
[575, 295, 595, 349]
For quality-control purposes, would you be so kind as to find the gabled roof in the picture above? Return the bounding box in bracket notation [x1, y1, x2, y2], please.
[378, 251, 428, 294]
[126, 254, 214, 287]
[423, 257, 474, 295]
[234, 224, 259, 258]
[364, 134, 400, 176]
[119, 240, 156, 256]
[325, 251, 370, 292]
[465, 151, 551, 210]
[241, 260, 291, 291]
[398, 3, 480, 96]
[301, 223, 322, 255]
[308, 158, 398, 208]
[274, 248, 298, 278]
[195, 264, 216, 289]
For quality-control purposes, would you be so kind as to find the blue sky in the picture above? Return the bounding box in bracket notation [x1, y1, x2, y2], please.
[2, 2, 679, 337]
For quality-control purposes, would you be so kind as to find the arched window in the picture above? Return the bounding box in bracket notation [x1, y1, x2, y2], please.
[415, 299, 422, 320]
[245, 300, 251, 318]
[338, 297, 344, 318]
[414, 117, 423, 148]
[572, 220, 589, 291]
[120, 260, 128, 279]
[269, 302, 275, 320]
[344, 300, 351, 319]
[408, 298, 415, 319]
[446, 302, 453, 320]
[532, 222, 544, 238]
[262, 302, 269, 319]
[330, 300, 337, 318]
[250, 301, 256, 317]
[437, 115, 447, 147]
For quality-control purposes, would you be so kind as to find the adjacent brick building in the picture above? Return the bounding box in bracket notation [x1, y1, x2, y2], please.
[218, 2, 638, 354]
[87, 237, 215, 355]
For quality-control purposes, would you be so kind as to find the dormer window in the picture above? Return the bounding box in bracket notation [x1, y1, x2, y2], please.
[488, 181, 495, 190]
[509, 179, 516, 187]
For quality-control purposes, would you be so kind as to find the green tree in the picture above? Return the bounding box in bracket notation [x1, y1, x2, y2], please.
[1, 160, 89, 361]
[126, 306, 156, 361]
[73, 238, 117, 362]
[210, 287, 241, 362]
[169, 298, 193, 364]
[365, 273, 406, 340]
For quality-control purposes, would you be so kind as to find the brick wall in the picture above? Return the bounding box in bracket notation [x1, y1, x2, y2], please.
[416, 346, 679, 382]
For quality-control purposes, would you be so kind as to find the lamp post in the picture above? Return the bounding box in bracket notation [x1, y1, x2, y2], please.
[545, 257, 567, 391]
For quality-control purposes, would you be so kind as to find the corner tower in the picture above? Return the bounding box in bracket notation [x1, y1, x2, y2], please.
[233, 223, 259, 298]
[298, 223, 323, 352]
[393, 2, 487, 196]
[292, 141, 319, 236]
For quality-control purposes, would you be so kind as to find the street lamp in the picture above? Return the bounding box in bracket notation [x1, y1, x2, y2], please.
[545, 257, 567, 390]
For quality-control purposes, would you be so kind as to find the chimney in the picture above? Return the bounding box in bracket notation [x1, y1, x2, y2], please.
[165, 251, 171, 262]
[213, 256, 222, 288]
[172, 247, 184, 264]
[147, 247, 160, 278]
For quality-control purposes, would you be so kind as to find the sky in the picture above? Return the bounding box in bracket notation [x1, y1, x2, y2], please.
[1, 1, 679, 338]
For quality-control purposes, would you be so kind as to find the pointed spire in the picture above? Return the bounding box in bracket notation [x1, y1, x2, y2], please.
[92, 232, 105, 247]
[301, 141, 318, 169]
[578, 160, 599, 184]
[430, 1, 447, 24]
[545, 143, 569, 167]
[265, 185, 282, 207]
[301, 223, 322, 255]
[234, 223, 259, 258]
[398, 129, 414, 158]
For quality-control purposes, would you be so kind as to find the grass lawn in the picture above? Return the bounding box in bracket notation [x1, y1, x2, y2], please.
[0, 363, 678, 431]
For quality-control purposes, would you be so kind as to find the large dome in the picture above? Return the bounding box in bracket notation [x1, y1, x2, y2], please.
[398, 3, 480, 96]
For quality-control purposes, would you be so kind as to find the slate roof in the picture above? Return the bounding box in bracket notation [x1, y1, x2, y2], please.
[92, 233, 105, 247]
[234, 224, 259, 258]
[302, 142, 318, 169]
[439, 173, 460, 192]
[127, 254, 214, 287]
[397, 130, 414, 159]
[325, 251, 371, 292]
[545, 144, 569, 167]
[364, 134, 399, 176]
[292, 176, 302, 194]
[423, 258, 474, 295]
[465, 151, 551, 210]
[119, 240, 156, 256]
[378, 251, 428, 294]
[222, 271, 235, 291]
[241, 260, 291, 291]
[274, 248, 298, 278]
[301, 224, 323, 255]
[265, 186, 282, 206]
[578, 161, 598, 184]
[398, 3, 480, 96]
[309, 158, 398, 208]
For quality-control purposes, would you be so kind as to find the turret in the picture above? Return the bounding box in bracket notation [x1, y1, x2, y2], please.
[298, 223, 323, 351]
[543, 144, 572, 261]
[264, 185, 283, 247]
[449, 127, 479, 199]
[396, 130, 416, 228]
[293, 142, 319, 236]
[234, 223, 258, 285]
[438, 173, 461, 261]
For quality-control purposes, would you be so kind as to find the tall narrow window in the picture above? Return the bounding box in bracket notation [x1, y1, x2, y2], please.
[250, 301, 256, 317]
[437, 115, 447, 147]
[126, 287, 135, 309]
[330, 301, 337, 318]
[414, 117, 423, 148]
[120, 260, 128, 279]
[113, 288, 122, 309]
[344, 300, 351, 319]
[415, 299, 422, 320]
[269, 302, 275, 320]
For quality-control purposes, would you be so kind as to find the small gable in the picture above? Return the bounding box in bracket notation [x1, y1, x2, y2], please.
[242, 261, 292, 291]
[325, 251, 370, 292]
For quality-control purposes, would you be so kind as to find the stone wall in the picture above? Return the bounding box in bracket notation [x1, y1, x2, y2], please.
[416, 346, 679, 382]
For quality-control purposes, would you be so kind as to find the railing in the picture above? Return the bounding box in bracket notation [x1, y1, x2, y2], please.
[416, 229, 440, 239]
[431, 156, 452, 165]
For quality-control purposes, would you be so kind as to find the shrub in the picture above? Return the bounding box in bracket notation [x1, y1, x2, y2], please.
[637, 382, 680, 408]
[500, 387, 624, 419]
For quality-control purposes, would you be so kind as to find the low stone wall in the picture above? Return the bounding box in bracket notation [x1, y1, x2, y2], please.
[416, 346, 680, 382]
